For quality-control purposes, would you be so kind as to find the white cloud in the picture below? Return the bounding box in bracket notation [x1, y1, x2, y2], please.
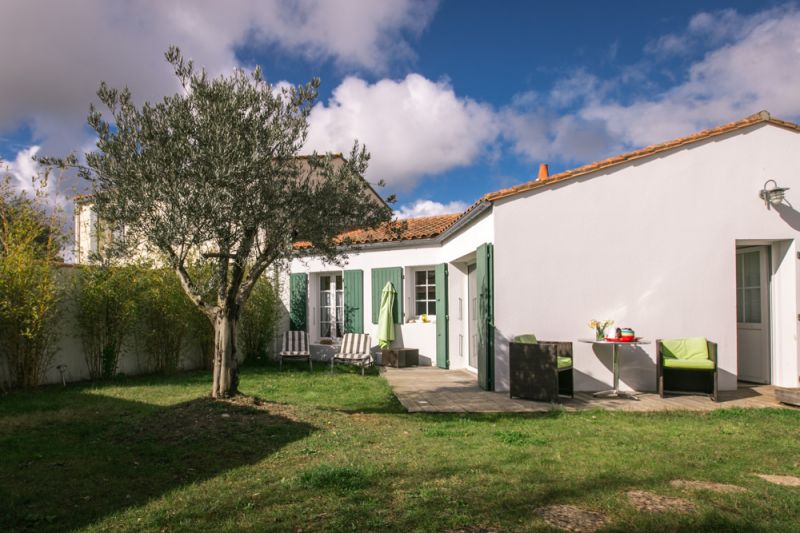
[395, 199, 468, 219]
[502, 5, 800, 164]
[0, 0, 437, 156]
[305, 74, 500, 191]
[1, 145, 69, 207]
[581, 6, 800, 146]
[3, 146, 42, 194]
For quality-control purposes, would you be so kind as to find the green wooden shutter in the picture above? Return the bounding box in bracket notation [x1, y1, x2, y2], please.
[476, 243, 494, 391]
[371, 267, 403, 324]
[435, 263, 449, 369]
[289, 273, 308, 331]
[343, 269, 364, 333]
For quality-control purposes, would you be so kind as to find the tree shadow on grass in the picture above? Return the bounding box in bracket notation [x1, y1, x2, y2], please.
[0, 392, 315, 532]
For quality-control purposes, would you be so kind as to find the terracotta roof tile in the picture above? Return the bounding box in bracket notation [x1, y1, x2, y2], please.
[295, 213, 460, 249]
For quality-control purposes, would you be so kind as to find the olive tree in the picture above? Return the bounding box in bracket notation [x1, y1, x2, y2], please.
[47, 48, 392, 397]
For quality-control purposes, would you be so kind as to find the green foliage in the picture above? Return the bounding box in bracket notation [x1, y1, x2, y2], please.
[72, 264, 139, 379]
[134, 268, 202, 374]
[296, 464, 379, 491]
[3, 369, 800, 531]
[238, 274, 281, 365]
[0, 174, 64, 389]
[74, 261, 214, 377]
[42, 47, 394, 397]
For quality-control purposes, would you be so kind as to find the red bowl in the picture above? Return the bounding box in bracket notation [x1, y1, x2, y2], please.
[619, 335, 635, 342]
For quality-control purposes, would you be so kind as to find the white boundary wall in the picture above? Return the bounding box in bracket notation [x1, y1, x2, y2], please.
[0, 267, 206, 388]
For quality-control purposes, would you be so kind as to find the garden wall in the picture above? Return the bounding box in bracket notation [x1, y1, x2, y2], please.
[0, 266, 207, 388]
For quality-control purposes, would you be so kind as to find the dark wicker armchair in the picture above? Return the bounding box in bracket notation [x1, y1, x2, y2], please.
[509, 335, 573, 402]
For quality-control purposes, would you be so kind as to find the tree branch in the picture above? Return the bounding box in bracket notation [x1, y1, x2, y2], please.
[163, 247, 214, 318]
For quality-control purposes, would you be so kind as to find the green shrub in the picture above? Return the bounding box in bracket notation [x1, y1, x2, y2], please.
[238, 275, 281, 365]
[0, 175, 64, 389]
[134, 268, 200, 374]
[72, 264, 139, 379]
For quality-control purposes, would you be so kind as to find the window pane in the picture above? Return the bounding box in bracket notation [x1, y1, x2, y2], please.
[736, 288, 744, 323]
[736, 255, 744, 288]
[429, 302, 436, 316]
[742, 252, 760, 287]
[336, 275, 343, 289]
[321, 276, 330, 290]
[335, 292, 342, 307]
[428, 286, 436, 300]
[320, 323, 331, 338]
[745, 288, 761, 323]
[320, 307, 331, 322]
[428, 270, 435, 284]
[321, 292, 331, 307]
[416, 302, 427, 316]
[416, 270, 426, 285]
[416, 287, 426, 301]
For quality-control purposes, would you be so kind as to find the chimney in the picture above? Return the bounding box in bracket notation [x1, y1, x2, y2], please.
[538, 163, 549, 180]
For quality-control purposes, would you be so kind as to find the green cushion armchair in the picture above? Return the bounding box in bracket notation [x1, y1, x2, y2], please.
[509, 334, 573, 402]
[656, 337, 718, 401]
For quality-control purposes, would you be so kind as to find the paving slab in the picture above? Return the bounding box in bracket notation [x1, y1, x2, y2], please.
[380, 366, 790, 413]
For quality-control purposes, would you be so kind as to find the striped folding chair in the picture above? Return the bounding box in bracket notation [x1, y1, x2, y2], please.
[331, 333, 373, 376]
[279, 331, 312, 371]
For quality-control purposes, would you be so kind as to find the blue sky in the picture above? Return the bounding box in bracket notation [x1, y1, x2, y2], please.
[1, 0, 799, 217]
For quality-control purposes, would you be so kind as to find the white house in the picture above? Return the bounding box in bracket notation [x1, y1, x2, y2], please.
[285, 111, 800, 393]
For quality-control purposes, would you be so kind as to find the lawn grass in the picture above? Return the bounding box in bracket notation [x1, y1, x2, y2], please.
[2, 364, 800, 532]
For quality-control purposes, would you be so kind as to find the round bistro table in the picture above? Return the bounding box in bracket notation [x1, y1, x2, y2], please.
[578, 338, 651, 400]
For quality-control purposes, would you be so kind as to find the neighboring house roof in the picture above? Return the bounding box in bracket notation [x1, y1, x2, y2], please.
[71, 153, 389, 209]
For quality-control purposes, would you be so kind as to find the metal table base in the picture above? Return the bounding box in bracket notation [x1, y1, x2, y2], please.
[579, 338, 650, 400]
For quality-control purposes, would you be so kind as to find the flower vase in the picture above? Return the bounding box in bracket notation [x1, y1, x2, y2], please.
[595, 328, 606, 341]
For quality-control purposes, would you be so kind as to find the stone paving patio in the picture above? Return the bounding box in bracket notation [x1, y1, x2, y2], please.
[381, 366, 791, 413]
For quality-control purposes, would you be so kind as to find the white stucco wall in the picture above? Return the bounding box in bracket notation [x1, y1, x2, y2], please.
[285, 211, 494, 366]
[492, 123, 800, 392]
[74, 203, 98, 265]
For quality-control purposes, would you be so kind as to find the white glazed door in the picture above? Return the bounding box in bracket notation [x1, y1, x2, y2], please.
[736, 247, 770, 384]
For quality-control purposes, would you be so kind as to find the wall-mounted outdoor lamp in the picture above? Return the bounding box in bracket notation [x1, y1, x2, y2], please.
[759, 179, 790, 209]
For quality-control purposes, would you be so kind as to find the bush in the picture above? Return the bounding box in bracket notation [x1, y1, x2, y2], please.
[73, 264, 139, 379]
[0, 175, 64, 389]
[238, 275, 281, 365]
[134, 268, 201, 374]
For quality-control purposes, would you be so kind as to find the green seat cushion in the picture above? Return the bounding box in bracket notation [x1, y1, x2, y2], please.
[514, 334, 538, 344]
[661, 337, 709, 360]
[661, 337, 713, 370]
[557, 356, 572, 369]
[663, 358, 715, 370]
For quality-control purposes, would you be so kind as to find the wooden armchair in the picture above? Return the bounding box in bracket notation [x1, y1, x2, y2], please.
[656, 337, 718, 401]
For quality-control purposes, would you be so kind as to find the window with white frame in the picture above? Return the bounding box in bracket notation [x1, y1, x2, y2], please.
[414, 269, 436, 317]
[319, 274, 343, 338]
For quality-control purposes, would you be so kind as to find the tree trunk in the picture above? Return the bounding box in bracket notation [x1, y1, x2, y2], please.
[211, 307, 239, 398]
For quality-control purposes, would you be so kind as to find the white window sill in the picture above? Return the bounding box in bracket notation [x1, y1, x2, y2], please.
[405, 318, 436, 325]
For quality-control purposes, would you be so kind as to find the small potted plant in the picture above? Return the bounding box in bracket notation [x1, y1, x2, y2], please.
[588, 319, 614, 341]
